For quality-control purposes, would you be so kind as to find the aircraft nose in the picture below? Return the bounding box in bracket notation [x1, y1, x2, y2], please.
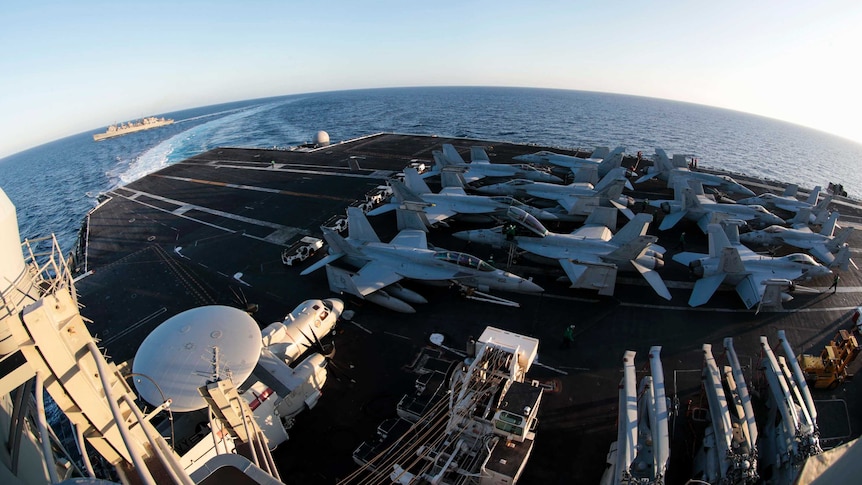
[326, 298, 345, 317]
[519, 278, 544, 293]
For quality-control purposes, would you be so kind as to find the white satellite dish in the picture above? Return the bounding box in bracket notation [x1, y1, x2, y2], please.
[132, 305, 262, 412]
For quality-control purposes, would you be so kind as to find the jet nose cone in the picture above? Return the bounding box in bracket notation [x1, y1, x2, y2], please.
[741, 187, 756, 196]
[737, 197, 755, 205]
[519, 278, 545, 293]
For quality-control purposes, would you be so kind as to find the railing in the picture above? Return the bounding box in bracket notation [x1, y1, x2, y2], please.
[21, 234, 77, 305]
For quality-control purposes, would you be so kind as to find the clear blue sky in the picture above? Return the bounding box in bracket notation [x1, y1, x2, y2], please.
[2, 0, 861, 158]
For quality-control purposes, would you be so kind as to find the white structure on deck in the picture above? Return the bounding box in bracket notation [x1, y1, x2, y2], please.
[758, 331, 822, 484]
[390, 326, 544, 485]
[600, 346, 670, 485]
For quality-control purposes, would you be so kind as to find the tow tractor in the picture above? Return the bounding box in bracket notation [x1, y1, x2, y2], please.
[282, 236, 324, 266]
[797, 329, 861, 389]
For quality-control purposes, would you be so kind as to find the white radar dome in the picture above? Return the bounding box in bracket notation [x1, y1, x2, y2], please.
[315, 131, 330, 146]
[132, 305, 262, 412]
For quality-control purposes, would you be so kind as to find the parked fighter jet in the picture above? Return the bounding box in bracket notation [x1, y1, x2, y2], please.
[673, 224, 832, 309]
[513, 146, 628, 182]
[301, 207, 543, 313]
[367, 167, 559, 226]
[653, 183, 784, 232]
[636, 148, 755, 196]
[737, 184, 823, 214]
[473, 167, 635, 219]
[424, 144, 563, 183]
[740, 211, 856, 270]
[453, 206, 671, 299]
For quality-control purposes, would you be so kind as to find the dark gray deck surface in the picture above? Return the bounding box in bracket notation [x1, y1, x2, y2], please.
[74, 133, 862, 484]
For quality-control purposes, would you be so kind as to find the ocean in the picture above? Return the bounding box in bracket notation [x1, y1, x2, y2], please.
[2, 86, 862, 254]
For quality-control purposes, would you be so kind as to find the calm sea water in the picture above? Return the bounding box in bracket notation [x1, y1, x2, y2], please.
[2, 86, 861, 252]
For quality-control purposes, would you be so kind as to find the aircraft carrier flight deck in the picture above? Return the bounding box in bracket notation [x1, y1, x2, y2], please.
[72, 132, 862, 484]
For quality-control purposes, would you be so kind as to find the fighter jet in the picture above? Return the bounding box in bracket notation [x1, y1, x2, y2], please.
[301, 207, 544, 313]
[424, 144, 563, 183]
[737, 184, 824, 214]
[636, 148, 755, 196]
[739, 211, 856, 270]
[453, 206, 671, 299]
[672, 223, 832, 309]
[512, 146, 629, 184]
[653, 182, 784, 233]
[472, 167, 635, 219]
[367, 167, 559, 226]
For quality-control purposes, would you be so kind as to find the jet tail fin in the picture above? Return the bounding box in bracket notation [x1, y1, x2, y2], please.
[594, 167, 628, 192]
[396, 207, 430, 232]
[654, 148, 672, 172]
[789, 207, 812, 227]
[596, 148, 625, 175]
[442, 144, 468, 165]
[584, 206, 619, 232]
[827, 226, 853, 251]
[403, 167, 433, 194]
[631, 260, 672, 300]
[717, 246, 746, 274]
[689, 274, 726, 307]
[590, 146, 610, 159]
[671, 154, 689, 169]
[572, 165, 598, 184]
[707, 223, 733, 258]
[347, 207, 381, 243]
[596, 179, 626, 203]
[819, 211, 840, 237]
[811, 195, 833, 225]
[805, 186, 822, 205]
[829, 244, 856, 271]
[470, 146, 491, 163]
[610, 213, 652, 245]
[782, 184, 799, 197]
[440, 170, 466, 189]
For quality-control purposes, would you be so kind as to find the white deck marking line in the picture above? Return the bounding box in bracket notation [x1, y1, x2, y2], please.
[617, 301, 859, 313]
[180, 160, 388, 180]
[122, 187, 287, 229]
[108, 190, 298, 246]
[154, 173, 355, 201]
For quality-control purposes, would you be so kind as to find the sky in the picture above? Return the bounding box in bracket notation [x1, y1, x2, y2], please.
[1, 0, 861, 159]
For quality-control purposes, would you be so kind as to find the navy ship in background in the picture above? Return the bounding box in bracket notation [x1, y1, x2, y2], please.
[3, 131, 862, 484]
[93, 116, 174, 141]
